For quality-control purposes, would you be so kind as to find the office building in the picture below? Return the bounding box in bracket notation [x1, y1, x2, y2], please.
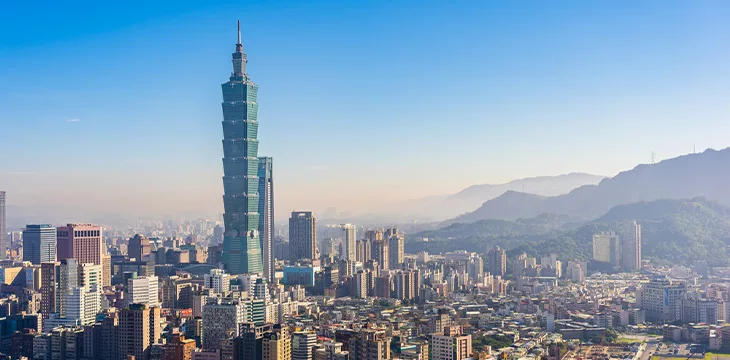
[356, 239, 371, 264]
[118, 304, 161, 360]
[289, 211, 316, 262]
[292, 331, 317, 360]
[221, 21, 264, 275]
[127, 275, 160, 307]
[262, 325, 291, 360]
[258, 156, 275, 282]
[0, 191, 5, 258]
[129, 234, 151, 261]
[487, 247, 506, 278]
[202, 297, 247, 350]
[57, 259, 79, 317]
[23, 224, 57, 264]
[56, 223, 103, 266]
[592, 231, 621, 266]
[40, 262, 59, 319]
[431, 333, 472, 360]
[342, 224, 356, 262]
[622, 221, 642, 270]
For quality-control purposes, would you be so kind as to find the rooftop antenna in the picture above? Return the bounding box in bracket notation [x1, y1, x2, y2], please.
[237, 20, 241, 44]
[651, 151, 656, 164]
[693, 144, 696, 154]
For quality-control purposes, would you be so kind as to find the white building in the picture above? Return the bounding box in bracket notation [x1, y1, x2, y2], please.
[126, 275, 160, 307]
[431, 334, 472, 360]
[204, 269, 230, 294]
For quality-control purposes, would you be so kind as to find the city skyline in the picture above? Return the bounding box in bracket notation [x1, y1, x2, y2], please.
[2, 1, 730, 221]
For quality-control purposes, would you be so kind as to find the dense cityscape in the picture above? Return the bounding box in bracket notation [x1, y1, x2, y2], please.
[2, 9, 730, 360]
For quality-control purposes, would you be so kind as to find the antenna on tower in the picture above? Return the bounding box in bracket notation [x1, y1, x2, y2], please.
[237, 20, 241, 45]
[651, 151, 656, 164]
[693, 144, 696, 154]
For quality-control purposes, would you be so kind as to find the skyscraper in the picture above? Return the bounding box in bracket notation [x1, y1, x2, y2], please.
[221, 21, 264, 275]
[0, 191, 5, 258]
[23, 224, 57, 265]
[56, 224, 102, 265]
[40, 262, 59, 319]
[487, 247, 506, 278]
[258, 157, 274, 282]
[622, 221, 642, 270]
[387, 229, 404, 269]
[118, 304, 161, 360]
[289, 211, 316, 262]
[342, 224, 356, 262]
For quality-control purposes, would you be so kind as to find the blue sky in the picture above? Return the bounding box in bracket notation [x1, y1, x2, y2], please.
[1, 0, 730, 220]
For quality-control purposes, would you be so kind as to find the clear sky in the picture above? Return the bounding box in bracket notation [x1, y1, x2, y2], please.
[1, 0, 730, 221]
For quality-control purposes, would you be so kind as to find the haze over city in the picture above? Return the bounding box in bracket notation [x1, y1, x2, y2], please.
[2, 0, 730, 222]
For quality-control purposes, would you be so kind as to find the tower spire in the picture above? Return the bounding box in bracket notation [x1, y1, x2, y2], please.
[237, 19, 241, 45]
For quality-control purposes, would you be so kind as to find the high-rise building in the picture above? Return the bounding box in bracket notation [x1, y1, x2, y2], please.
[387, 231, 404, 269]
[262, 325, 291, 360]
[372, 239, 389, 271]
[126, 275, 160, 307]
[0, 191, 6, 258]
[487, 247, 506, 278]
[289, 211, 316, 262]
[202, 297, 247, 350]
[622, 221, 642, 270]
[56, 224, 103, 265]
[221, 21, 264, 276]
[57, 259, 79, 317]
[356, 239, 371, 264]
[203, 268, 230, 294]
[431, 333, 472, 360]
[258, 157, 275, 282]
[592, 231, 621, 266]
[23, 224, 57, 264]
[292, 331, 317, 360]
[118, 304, 161, 360]
[40, 262, 59, 319]
[129, 234, 151, 261]
[342, 224, 356, 262]
[638, 276, 686, 323]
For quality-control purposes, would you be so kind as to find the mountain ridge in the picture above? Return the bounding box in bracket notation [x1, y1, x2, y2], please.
[448, 148, 730, 224]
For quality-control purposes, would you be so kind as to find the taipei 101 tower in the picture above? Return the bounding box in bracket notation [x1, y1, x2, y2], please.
[220, 21, 263, 275]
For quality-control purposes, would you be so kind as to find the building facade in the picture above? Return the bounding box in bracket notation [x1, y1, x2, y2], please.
[258, 156, 275, 282]
[23, 224, 57, 265]
[622, 221, 642, 270]
[487, 247, 506, 278]
[342, 224, 356, 262]
[289, 211, 316, 262]
[56, 223, 103, 265]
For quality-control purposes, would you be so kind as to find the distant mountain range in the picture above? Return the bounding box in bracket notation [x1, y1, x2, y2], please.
[449, 148, 730, 224]
[410, 197, 730, 267]
[389, 173, 604, 221]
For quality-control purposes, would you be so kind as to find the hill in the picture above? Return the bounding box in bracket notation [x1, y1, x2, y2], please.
[409, 197, 730, 267]
[393, 173, 602, 221]
[449, 148, 730, 224]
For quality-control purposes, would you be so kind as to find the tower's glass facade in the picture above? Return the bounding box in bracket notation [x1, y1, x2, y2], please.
[221, 25, 263, 275]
